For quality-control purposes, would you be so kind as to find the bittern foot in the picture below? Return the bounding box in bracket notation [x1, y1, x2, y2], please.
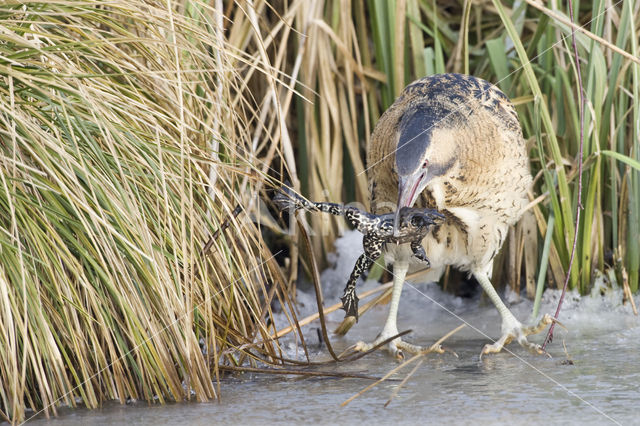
[354, 335, 444, 360]
[481, 314, 558, 358]
[354, 334, 404, 360]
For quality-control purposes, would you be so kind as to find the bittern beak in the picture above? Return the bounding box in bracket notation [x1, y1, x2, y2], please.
[394, 172, 425, 237]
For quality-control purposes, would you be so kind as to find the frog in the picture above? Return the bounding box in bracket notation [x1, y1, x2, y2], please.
[273, 186, 444, 320]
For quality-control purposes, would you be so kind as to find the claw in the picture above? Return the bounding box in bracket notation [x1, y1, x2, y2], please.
[480, 333, 512, 359]
[480, 313, 555, 358]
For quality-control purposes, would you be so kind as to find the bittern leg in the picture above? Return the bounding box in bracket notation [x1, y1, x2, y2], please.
[354, 259, 437, 359]
[474, 271, 554, 357]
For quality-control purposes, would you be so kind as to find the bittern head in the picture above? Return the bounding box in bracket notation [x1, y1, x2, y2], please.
[393, 103, 457, 236]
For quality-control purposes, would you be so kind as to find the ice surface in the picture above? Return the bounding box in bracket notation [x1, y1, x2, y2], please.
[31, 231, 640, 426]
[276, 230, 640, 357]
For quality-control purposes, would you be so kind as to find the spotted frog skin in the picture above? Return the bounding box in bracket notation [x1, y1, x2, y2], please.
[273, 187, 444, 320]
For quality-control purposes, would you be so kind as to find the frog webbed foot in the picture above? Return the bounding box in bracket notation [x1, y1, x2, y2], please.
[340, 288, 359, 321]
[340, 250, 377, 323]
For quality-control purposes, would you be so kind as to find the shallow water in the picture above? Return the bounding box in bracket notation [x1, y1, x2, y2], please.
[28, 232, 640, 426]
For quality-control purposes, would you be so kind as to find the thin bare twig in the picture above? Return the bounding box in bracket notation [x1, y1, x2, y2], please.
[200, 204, 243, 256]
[561, 339, 574, 365]
[268, 269, 425, 339]
[240, 330, 411, 368]
[218, 365, 379, 380]
[543, 0, 585, 350]
[270, 281, 394, 339]
[341, 324, 466, 407]
[427, 323, 467, 352]
[296, 213, 340, 361]
[340, 352, 422, 407]
[384, 360, 423, 408]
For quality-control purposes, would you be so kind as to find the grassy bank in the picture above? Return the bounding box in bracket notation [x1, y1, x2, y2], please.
[0, 1, 298, 422]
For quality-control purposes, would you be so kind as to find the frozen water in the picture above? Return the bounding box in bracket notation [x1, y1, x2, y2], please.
[30, 231, 640, 425]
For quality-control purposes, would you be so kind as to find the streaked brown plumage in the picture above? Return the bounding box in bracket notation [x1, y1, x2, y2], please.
[359, 74, 553, 357]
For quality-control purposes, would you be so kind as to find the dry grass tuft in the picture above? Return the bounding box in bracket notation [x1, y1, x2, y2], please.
[0, 1, 300, 422]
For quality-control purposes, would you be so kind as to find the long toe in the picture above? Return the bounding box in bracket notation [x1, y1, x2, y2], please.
[521, 313, 555, 335]
[483, 315, 555, 357]
[354, 336, 400, 357]
[354, 340, 375, 353]
[396, 340, 444, 356]
[516, 313, 556, 355]
[516, 335, 545, 355]
[480, 333, 512, 358]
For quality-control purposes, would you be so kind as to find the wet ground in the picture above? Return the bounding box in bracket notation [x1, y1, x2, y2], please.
[27, 232, 640, 426]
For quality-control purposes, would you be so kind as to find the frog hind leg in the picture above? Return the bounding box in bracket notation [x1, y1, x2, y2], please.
[341, 234, 383, 321]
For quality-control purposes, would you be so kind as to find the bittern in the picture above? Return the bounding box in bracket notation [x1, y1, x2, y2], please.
[362, 73, 553, 358]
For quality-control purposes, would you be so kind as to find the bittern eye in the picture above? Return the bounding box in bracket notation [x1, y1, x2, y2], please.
[410, 216, 424, 226]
